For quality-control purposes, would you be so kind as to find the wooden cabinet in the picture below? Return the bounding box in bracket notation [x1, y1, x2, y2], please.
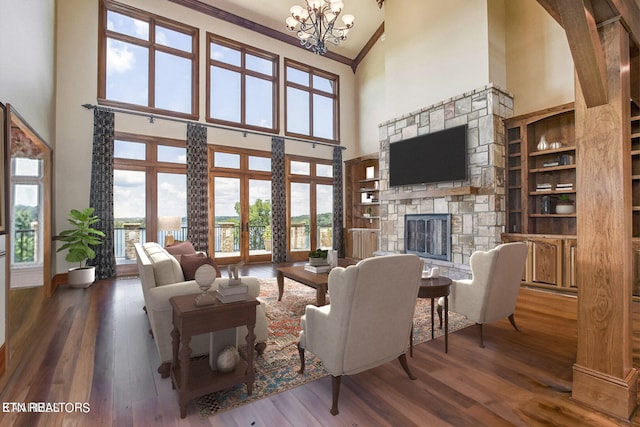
[503, 234, 577, 292]
[346, 228, 379, 260]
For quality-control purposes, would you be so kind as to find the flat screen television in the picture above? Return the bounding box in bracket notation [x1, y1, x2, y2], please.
[389, 124, 468, 187]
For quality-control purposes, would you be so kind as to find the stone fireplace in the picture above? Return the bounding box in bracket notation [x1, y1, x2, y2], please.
[377, 85, 514, 279]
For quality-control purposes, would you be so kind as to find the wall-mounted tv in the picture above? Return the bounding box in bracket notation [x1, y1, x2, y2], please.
[389, 124, 468, 187]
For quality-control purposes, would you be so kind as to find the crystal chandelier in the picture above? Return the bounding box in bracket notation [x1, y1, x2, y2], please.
[285, 1, 355, 55]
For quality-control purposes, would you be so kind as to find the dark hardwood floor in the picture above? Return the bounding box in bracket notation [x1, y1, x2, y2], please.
[0, 262, 638, 426]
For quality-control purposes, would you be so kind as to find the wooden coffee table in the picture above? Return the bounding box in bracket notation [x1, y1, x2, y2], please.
[277, 265, 331, 306]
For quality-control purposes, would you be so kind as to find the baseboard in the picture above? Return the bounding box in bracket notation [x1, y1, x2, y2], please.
[51, 273, 68, 293]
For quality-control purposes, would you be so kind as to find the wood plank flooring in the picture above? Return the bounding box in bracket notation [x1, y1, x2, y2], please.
[0, 263, 638, 426]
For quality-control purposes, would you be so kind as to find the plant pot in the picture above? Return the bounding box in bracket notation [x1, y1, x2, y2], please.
[264, 239, 272, 251]
[555, 203, 575, 214]
[68, 266, 96, 288]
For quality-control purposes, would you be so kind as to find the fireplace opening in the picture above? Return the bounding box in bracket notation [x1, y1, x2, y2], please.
[404, 214, 451, 261]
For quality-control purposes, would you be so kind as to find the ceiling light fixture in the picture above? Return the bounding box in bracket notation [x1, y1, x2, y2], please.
[285, 0, 355, 55]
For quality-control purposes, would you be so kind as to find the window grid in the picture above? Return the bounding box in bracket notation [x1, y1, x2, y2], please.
[207, 33, 279, 133]
[99, 0, 199, 119]
[284, 58, 340, 143]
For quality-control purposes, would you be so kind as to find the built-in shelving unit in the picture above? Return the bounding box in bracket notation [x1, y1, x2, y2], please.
[344, 154, 380, 259]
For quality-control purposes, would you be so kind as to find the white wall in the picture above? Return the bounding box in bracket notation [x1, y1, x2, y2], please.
[0, 0, 56, 143]
[505, 0, 574, 115]
[55, 0, 357, 273]
[384, 0, 492, 121]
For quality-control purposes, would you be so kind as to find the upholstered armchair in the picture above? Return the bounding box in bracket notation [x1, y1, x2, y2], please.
[440, 242, 528, 347]
[298, 254, 423, 415]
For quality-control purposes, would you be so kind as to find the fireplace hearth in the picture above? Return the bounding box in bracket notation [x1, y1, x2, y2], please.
[404, 214, 451, 261]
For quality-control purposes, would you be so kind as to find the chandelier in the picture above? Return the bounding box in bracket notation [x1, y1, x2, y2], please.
[285, 1, 355, 55]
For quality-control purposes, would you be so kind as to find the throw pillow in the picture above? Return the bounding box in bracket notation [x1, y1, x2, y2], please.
[165, 240, 197, 262]
[180, 253, 221, 280]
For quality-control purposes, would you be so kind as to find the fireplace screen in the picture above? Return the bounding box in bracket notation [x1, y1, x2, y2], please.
[404, 214, 451, 261]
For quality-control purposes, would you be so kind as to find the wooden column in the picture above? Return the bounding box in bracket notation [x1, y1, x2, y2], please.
[573, 18, 638, 420]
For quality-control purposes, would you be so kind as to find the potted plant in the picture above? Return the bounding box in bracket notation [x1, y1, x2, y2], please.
[308, 248, 329, 266]
[57, 207, 105, 288]
[555, 194, 575, 214]
[263, 225, 272, 251]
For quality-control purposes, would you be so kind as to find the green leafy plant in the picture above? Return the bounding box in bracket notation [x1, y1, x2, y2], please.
[57, 208, 105, 268]
[556, 194, 573, 203]
[308, 248, 328, 259]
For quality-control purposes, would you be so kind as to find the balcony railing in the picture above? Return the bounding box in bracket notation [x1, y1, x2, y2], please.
[113, 223, 331, 262]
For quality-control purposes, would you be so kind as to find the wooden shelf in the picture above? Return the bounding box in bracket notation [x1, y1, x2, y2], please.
[530, 165, 576, 173]
[380, 186, 480, 201]
[529, 146, 575, 157]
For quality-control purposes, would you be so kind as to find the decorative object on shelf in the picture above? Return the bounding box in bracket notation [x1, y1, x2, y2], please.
[158, 216, 181, 246]
[216, 345, 240, 373]
[308, 248, 329, 266]
[285, 0, 355, 55]
[555, 194, 575, 214]
[541, 195, 553, 215]
[56, 207, 105, 288]
[365, 166, 375, 179]
[559, 154, 574, 165]
[550, 141, 563, 149]
[537, 135, 549, 151]
[194, 264, 217, 306]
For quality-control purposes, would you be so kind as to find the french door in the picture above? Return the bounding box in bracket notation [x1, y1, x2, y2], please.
[210, 147, 272, 264]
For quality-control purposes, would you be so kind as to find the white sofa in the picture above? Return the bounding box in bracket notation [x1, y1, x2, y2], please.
[134, 242, 268, 377]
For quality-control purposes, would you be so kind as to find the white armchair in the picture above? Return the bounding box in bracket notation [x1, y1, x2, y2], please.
[298, 254, 423, 415]
[441, 242, 528, 347]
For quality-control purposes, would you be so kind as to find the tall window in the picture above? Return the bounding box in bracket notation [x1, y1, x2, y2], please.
[285, 59, 339, 143]
[207, 33, 279, 132]
[99, 0, 199, 118]
[113, 134, 187, 265]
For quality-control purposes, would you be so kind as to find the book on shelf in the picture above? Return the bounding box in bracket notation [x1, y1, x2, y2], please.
[218, 281, 248, 295]
[556, 183, 574, 189]
[304, 264, 332, 274]
[536, 183, 552, 191]
[543, 161, 560, 167]
[215, 290, 247, 303]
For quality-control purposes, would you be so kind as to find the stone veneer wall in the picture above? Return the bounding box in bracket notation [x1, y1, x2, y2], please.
[377, 85, 514, 279]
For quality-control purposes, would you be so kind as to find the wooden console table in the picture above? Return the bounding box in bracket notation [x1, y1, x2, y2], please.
[169, 294, 258, 418]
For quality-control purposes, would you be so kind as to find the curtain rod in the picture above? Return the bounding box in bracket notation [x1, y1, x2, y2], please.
[81, 103, 346, 150]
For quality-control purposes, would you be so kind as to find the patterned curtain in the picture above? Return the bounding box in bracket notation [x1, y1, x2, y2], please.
[271, 137, 287, 263]
[88, 108, 116, 279]
[186, 123, 209, 252]
[333, 146, 345, 258]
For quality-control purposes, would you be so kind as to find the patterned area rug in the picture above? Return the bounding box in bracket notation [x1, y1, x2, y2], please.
[196, 277, 474, 417]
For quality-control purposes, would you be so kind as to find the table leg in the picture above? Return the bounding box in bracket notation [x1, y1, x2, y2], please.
[179, 335, 191, 419]
[430, 298, 435, 340]
[277, 271, 284, 301]
[444, 296, 449, 354]
[245, 320, 256, 395]
[317, 284, 326, 306]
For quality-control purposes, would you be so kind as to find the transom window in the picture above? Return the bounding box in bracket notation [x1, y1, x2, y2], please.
[207, 33, 279, 132]
[99, 0, 199, 119]
[285, 59, 339, 143]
